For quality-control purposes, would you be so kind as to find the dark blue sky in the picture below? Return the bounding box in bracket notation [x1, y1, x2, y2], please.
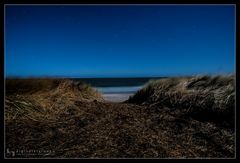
[5, 5, 235, 77]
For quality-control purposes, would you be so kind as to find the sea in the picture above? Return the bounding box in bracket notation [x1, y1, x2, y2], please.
[70, 77, 164, 102]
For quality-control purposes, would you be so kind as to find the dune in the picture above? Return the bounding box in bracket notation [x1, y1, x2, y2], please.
[5, 75, 235, 158]
[127, 75, 235, 128]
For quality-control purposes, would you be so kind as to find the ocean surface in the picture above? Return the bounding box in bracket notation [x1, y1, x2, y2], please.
[70, 77, 164, 102]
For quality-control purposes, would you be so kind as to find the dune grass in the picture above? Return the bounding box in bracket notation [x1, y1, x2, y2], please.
[5, 76, 235, 158]
[5, 78, 102, 98]
[5, 78, 62, 95]
[127, 75, 235, 128]
[5, 78, 103, 125]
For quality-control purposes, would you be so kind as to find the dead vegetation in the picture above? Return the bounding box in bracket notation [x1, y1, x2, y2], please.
[127, 75, 235, 128]
[6, 78, 62, 95]
[126, 75, 235, 158]
[5, 76, 235, 158]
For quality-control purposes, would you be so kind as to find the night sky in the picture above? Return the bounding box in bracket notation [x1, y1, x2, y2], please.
[5, 5, 235, 78]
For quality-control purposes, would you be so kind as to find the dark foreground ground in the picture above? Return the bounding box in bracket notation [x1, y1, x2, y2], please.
[5, 76, 235, 158]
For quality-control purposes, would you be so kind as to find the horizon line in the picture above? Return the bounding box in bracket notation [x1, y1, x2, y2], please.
[4, 72, 235, 79]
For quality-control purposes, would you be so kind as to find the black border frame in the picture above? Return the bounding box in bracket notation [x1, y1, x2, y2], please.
[1, 0, 239, 160]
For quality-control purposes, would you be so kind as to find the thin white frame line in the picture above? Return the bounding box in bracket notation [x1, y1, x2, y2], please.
[4, 4, 236, 6]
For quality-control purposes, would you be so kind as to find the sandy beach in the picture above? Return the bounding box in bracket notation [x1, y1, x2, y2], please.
[95, 86, 143, 102]
[102, 93, 134, 102]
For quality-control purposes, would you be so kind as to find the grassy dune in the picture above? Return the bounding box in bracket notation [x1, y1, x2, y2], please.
[5, 78, 103, 125]
[5, 76, 235, 158]
[6, 78, 102, 99]
[127, 75, 235, 128]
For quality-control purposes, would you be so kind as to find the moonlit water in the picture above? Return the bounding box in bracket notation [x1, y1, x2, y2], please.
[95, 86, 143, 102]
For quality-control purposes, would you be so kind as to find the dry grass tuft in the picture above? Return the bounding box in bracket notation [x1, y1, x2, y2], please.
[6, 78, 62, 95]
[127, 75, 235, 128]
